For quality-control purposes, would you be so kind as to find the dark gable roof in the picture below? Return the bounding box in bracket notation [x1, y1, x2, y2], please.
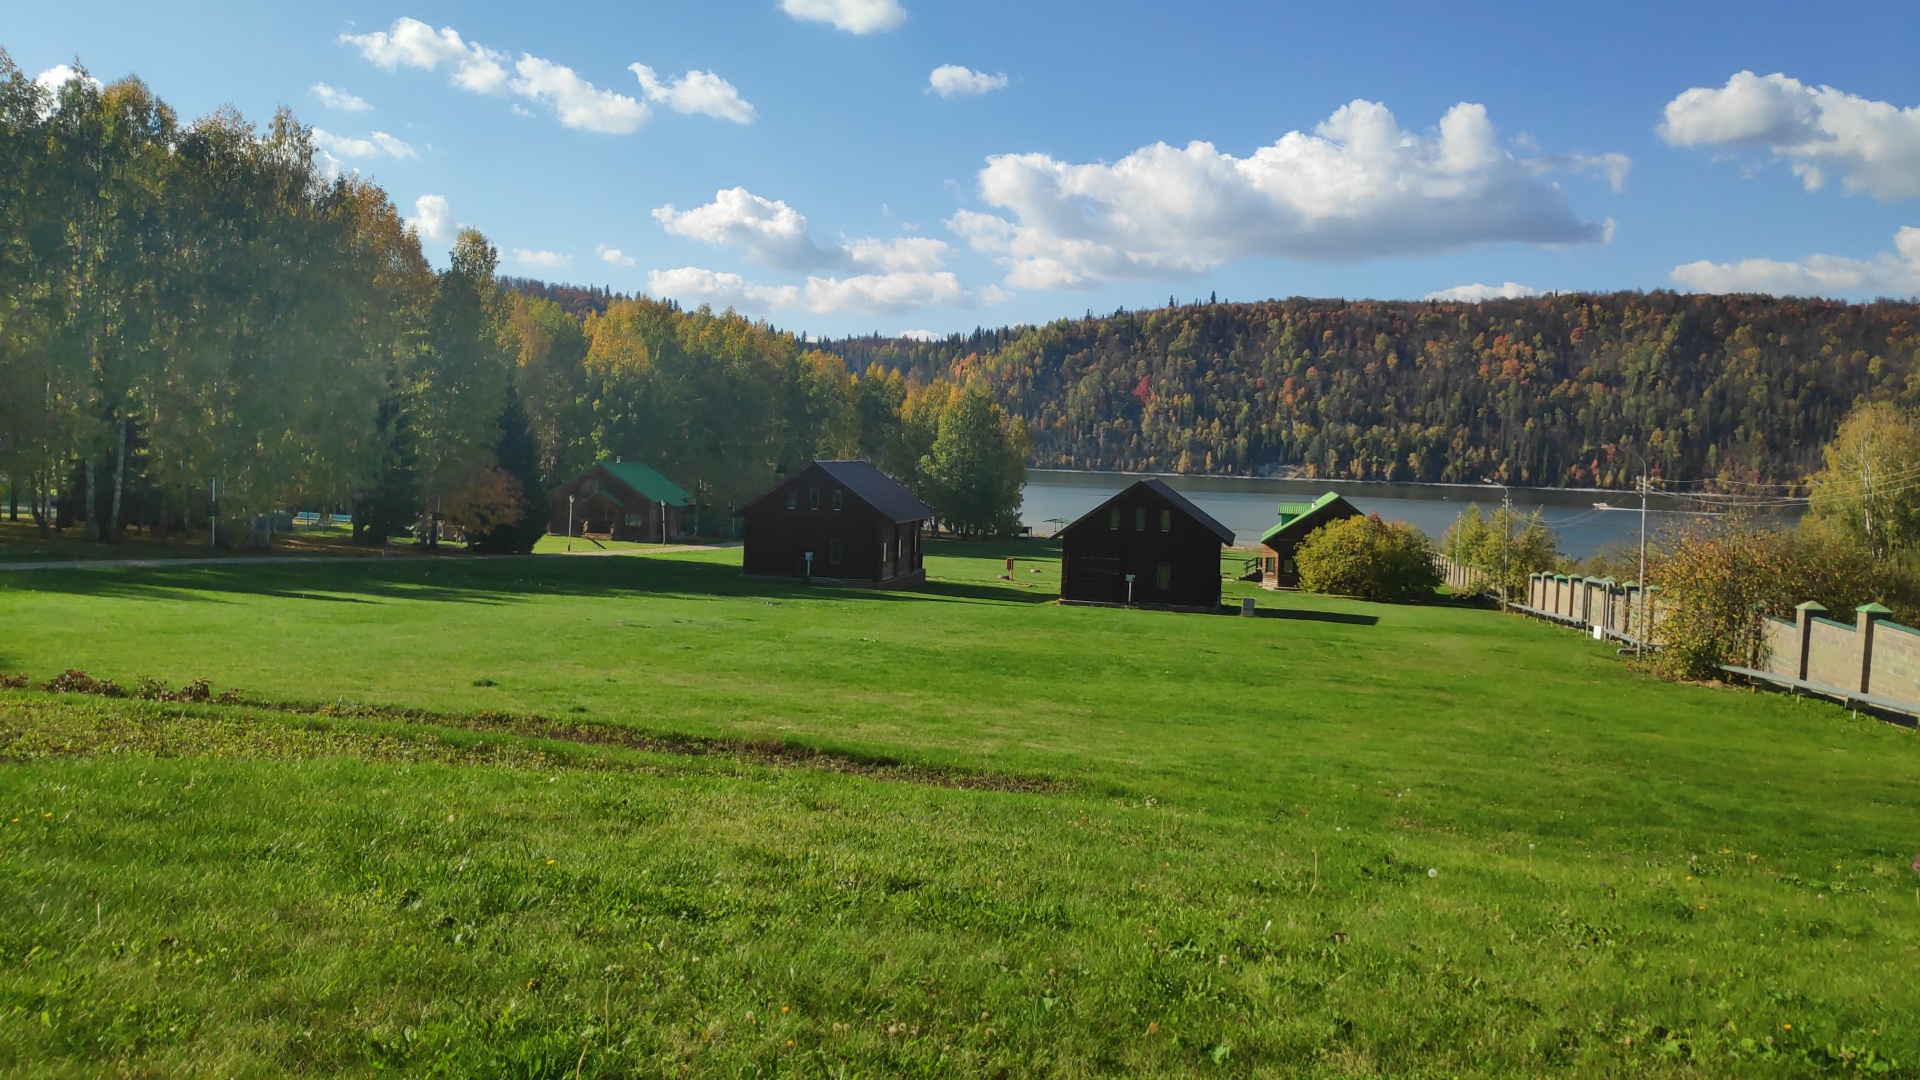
[736, 460, 935, 524]
[814, 461, 936, 523]
[1063, 478, 1235, 545]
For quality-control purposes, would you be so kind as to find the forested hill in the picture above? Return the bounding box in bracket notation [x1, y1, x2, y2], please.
[817, 293, 1920, 488]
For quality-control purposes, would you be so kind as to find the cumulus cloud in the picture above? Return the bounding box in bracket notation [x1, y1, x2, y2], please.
[780, 0, 907, 33]
[339, 17, 509, 94]
[653, 187, 951, 275]
[510, 56, 647, 134]
[946, 99, 1618, 289]
[646, 265, 969, 316]
[343, 17, 749, 135]
[409, 194, 455, 243]
[1671, 227, 1920, 298]
[596, 244, 636, 266]
[513, 249, 572, 269]
[654, 188, 828, 271]
[898, 329, 945, 341]
[647, 267, 802, 313]
[312, 128, 417, 160]
[33, 64, 102, 95]
[842, 235, 951, 272]
[803, 271, 969, 314]
[629, 65, 756, 123]
[1425, 281, 1539, 302]
[1660, 71, 1920, 201]
[310, 82, 372, 112]
[929, 65, 1007, 98]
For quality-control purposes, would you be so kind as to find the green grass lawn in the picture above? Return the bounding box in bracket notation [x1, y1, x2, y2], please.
[1, 541, 1916, 1076]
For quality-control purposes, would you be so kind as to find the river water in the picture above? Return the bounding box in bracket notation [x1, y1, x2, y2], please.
[1019, 470, 1798, 559]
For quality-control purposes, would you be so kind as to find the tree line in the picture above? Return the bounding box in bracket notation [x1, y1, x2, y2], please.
[0, 56, 1028, 547]
[818, 293, 1920, 489]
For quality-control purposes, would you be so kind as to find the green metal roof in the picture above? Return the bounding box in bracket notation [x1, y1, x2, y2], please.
[1259, 491, 1354, 545]
[597, 460, 692, 507]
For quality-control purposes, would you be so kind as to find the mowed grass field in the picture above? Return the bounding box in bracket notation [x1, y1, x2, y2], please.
[0, 541, 1916, 1077]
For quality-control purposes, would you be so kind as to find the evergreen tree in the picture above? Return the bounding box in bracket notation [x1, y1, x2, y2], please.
[469, 383, 547, 554]
[353, 395, 418, 545]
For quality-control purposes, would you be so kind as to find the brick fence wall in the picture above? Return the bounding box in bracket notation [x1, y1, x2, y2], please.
[1517, 576, 1920, 716]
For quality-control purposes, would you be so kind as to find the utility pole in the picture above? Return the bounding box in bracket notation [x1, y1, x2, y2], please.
[209, 477, 217, 550]
[1501, 486, 1513, 611]
[1636, 473, 1649, 660]
[567, 495, 575, 552]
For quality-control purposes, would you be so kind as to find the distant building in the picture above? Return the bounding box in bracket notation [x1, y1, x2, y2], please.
[549, 461, 692, 542]
[735, 461, 934, 586]
[1059, 479, 1234, 610]
[1259, 492, 1362, 588]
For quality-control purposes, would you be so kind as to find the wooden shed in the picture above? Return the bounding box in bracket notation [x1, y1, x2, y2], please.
[1059, 479, 1234, 610]
[734, 460, 934, 586]
[1259, 491, 1362, 588]
[548, 461, 692, 542]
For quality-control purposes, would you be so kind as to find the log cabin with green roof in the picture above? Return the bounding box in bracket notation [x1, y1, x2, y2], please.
[548, 461, 693, 542]
[1259, 491, 1363, 588]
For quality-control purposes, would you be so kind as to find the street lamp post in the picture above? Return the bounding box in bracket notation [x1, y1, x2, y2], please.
[568, 495, 575, 552]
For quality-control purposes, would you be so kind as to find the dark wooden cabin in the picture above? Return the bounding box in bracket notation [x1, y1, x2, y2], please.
[548, 461, 692, 542]
[1059, 479, 1234, 610]
[735, 461, 934, 586]
[1259, 491, 1362, 588]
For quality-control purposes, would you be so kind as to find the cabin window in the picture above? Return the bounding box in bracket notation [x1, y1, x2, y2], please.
[786, 489, 798, 510]
[1159, 509, 1172, 532]
[1108, 508, 1120, 530]
[583, 480, 598, 495]
[1134, 508, 1147, 531]
[809, 488, 820, 510]
[828, 538, 843, 565]
[832, 489, 844, 510]
[1283, 559, 1295, 574]
[1156, 562, 1172, 591]
[625, 514, 643, 527]
[882, 540, 890, 562]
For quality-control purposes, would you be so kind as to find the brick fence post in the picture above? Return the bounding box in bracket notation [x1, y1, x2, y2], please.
[1857, 602, 1892, 693]
[1794, 602, 1826, 681]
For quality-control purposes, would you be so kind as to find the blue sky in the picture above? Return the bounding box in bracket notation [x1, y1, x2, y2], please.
[12, 0, 1920, 336]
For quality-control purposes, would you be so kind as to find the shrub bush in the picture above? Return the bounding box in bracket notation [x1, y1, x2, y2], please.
[1296, 514, 1441, 602]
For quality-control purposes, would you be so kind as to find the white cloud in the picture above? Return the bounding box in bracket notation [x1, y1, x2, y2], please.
[898, 329, 944, 341]
[929, 65, 1007, 98]
[842, 235, 951, 272]
[646, 265, 971, 316]
[629, 65, 756, 123]
[780, 0, 907, 34]
[803, 271, 969, 314]
[342, 17, 679, 135]
[1660, 71, 1920, 201]
[1425, 281, 1538, 302]
[511, 56, 648, 134]
[312, 128, 417, 160]
[33, 64, 102, 95]
[1671, 227, 1920, 298]
[513, 249, 572, 269]
[339, 17, 509, 95]
[653, 187, 953, 276]
[946, 99, 1617, 289]
[647, 267, 802, 313]
[653, 188, 831, 271]
[310, 82, 372, 112]
[596, 244, 636, 266]
[409, 194, 456, 243]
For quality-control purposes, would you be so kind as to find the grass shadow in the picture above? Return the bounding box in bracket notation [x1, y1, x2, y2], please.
[1256, 608, 1380, 626]
[0, 545, 1064, 610]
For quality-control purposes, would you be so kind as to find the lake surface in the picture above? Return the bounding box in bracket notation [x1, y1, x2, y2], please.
[1020, 470, 1798, 559]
